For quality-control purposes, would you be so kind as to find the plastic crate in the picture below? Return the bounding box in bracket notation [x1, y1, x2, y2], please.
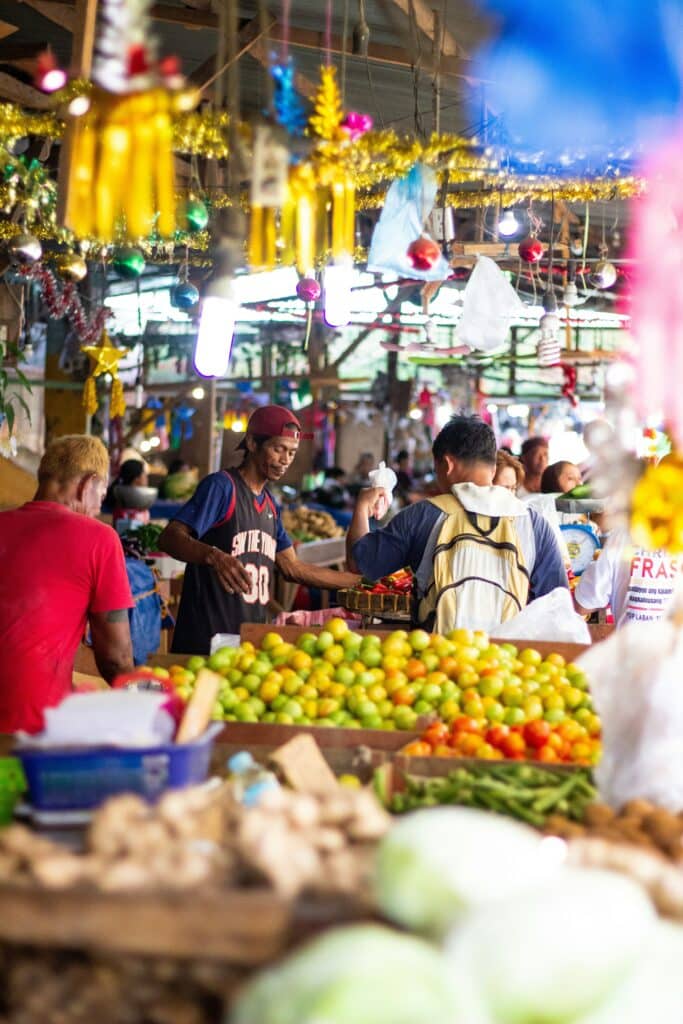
[16, 724, 223, 812]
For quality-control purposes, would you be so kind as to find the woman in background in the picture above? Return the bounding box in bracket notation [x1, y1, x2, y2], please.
[493, 450, 525, 493]
[541, 461, 582, 495]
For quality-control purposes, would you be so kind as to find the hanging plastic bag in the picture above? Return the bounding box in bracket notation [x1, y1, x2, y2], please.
[368, 461, 398, 520]
[493, 587, 591, 643]
[457, 255, 525, 352]
[367, 164, 449, 281]
[577, 611, 683, 810]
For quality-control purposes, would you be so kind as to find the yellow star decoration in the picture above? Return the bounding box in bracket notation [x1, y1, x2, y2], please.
[81, 331, 127, 419]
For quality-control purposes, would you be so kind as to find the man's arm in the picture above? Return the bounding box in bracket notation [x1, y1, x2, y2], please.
[158, 520, 251, 594]
[88, 609, 134, 683]
[276, 547, 360, 589]
[528, 511, 569, 598]
[346, 487, 391, 571]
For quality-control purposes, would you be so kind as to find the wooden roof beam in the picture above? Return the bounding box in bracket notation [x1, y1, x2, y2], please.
[379, 0, 469, 59]
[271, 22, 472, 80]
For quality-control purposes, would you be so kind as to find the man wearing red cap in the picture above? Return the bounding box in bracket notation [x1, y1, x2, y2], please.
[159, 405, 359, 653]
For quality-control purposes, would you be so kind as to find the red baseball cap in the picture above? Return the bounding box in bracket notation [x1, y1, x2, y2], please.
[237, 405, 312, 448]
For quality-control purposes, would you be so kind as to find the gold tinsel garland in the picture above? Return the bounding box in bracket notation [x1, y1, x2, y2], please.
[0, 98, 644, 194]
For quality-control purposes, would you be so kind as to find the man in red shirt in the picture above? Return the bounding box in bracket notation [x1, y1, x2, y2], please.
[0, 435, 134, 733]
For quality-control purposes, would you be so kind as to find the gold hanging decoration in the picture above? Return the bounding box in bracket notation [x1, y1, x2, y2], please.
[81, 331, 127, 419]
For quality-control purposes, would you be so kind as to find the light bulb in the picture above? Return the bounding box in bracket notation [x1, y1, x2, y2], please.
[191, 385, 205, 400]
[194, 294, 237, 378]
[323, 261, 353, 328]
[68, 95, 90, 116]
[232, 417, 246, 432]
[408, 407, 422, 421]
[497, 209, 519, 238]
[37, 66, 67, 93]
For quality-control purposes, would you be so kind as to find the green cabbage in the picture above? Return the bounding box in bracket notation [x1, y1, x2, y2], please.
[445, 868, 656, 1024]
[575, 921, 683, 1024]
[375, 806, 562, 936]
[230, 925, 461, 1024]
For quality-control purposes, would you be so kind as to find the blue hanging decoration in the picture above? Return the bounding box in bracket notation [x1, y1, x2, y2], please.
[236, 380, 255, 397]
[274, 378, 293, 406]
[170, 403, 196, 449]
[271, 59, 308, 136]
[474, 0, 683, 153]
[171, 281, 199, 310]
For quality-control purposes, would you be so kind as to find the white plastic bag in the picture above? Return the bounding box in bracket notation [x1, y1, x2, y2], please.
[367, 164, 450, 281]
[493, 587, 591, 643]
[457, 256, 525, 352]
[367, 460, 398, 520]
[577, 619, 683, 810]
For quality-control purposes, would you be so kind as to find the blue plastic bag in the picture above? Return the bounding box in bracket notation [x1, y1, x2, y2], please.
[125, 558, 162, 666]
[368, 164, 450, 281]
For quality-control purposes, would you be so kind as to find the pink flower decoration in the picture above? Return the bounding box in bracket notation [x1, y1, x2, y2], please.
[342, 112, 373, 140]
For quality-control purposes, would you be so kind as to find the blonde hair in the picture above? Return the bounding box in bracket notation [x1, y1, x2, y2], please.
[38, 435, 110, 484]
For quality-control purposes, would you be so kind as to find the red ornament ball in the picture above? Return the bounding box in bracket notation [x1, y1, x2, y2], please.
[296, 277, 321, 303]
[407, 236, 441, 271]
[518, 237, 544, 264]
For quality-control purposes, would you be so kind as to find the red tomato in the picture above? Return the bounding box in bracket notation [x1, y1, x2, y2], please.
[523, 720, 551, 749]
[537, 744, 559, 762]
[452, 716, 482, 734]
[424, 721, 450, 747]
[485, 724, 510, 749]
[501, 733, 526, 759]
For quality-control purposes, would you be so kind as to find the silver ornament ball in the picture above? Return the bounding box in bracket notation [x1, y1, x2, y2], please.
[8, 232, 42, 265]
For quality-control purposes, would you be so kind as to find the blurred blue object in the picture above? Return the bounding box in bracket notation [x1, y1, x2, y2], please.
[475, 0, 683, 152]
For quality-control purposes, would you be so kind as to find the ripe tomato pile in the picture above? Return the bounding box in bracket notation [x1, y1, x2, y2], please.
[403, 715, 601, 765]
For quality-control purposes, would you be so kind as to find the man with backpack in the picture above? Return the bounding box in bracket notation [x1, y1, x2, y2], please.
[347, 415, 567, 634]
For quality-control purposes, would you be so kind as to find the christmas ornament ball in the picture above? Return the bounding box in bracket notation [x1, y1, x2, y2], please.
[112, 246, 145, 280]
[407, 236, 441, 271]
[296, 277, 321, 303]
[171, 281, 200, 309]
[182, 197, 209, 233]
[57, 253, 88, 282]
[590, 259, 617, 289]
[518, 236, 544, 264]
[7, 232, 42, 265]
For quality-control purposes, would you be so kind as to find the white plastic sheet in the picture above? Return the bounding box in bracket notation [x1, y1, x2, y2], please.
[494, 587, 591, 643]
[457, 255, 525, 352]
[578, 617, 683, 810]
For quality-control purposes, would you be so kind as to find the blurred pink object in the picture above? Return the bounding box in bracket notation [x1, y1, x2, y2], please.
[342, 112, 373, 139]
[274, 608, 361, 627]
[630, 129, 683, 446]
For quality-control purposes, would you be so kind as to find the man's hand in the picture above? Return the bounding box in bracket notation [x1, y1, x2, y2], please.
[356, 486, 390, 520]
[206, 547, 251, 595]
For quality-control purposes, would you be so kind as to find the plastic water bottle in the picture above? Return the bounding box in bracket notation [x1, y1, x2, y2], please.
[227, 751, 279, 807]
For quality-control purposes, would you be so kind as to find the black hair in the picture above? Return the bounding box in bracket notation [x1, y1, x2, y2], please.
[168, 458, 187, 475]
[541, 461, 573, 493]
[521, 436, 548, 458]
[117, 459, 146, 486]
[396, 449, 410, 462]
[432, 415, 497, 466]
[324, 466, 346, 479]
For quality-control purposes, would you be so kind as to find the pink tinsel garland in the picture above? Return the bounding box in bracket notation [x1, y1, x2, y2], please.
[20, 264, 110, 346]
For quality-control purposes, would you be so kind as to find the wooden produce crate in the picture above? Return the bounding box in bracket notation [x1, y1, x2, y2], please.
[0, 883, 374, 964]
[211, 721, 415, 778]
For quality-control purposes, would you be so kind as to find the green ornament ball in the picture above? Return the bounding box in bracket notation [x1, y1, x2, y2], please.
[112, 246, 145, 279]
[183, 197, 209, 233]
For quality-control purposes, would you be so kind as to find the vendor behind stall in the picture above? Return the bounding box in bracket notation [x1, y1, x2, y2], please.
[159, 406, 359, 653]
[0, 435, 134, 733]
[347, 416, 567, 634]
